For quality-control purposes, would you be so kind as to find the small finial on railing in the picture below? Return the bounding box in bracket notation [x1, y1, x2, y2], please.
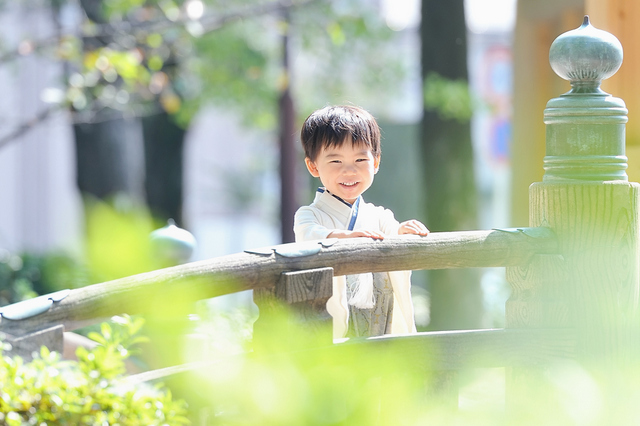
[543, 16, 628, 182]
[549, 15, 623, 93]
[150, 219, 197, 266]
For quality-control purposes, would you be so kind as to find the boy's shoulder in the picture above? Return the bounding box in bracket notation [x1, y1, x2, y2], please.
[294, 201, 332, 220]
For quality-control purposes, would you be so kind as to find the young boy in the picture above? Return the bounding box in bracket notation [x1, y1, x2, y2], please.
[294, 105, 429, 339]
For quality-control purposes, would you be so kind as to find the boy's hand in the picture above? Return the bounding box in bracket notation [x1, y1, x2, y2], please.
[327, 229, 386, 240]
[398, 220, 429, 236]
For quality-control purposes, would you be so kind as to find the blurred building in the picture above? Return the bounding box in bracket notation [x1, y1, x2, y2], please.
[182, 108, 280, 259]
[466, 0, 516, 230]
[0, 1, 83, 256]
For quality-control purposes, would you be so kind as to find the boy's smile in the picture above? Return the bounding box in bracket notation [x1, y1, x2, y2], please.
[305, 142, 380, 205]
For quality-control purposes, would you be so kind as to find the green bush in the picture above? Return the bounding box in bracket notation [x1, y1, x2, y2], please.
[0, 251, 89, 307]
[0, 315, 190, 426]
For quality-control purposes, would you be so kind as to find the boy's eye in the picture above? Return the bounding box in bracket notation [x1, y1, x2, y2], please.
[356, 158, 369, 162]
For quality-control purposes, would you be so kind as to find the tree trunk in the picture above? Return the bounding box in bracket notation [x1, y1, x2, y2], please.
[420, 0, 482, 330]
[279, 9, 297, 244]
[142, 111, 185, 225]
[74, 116, 146, 202]
[75, 0, 148, 207]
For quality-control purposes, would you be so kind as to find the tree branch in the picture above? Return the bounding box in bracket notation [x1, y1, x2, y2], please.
[0, 0, 323, 67]
[0, 105, 64, 150]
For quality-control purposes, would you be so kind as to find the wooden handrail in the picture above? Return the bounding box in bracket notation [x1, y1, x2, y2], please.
[0, 227, 557, 334]
[122, 327, 575, 385]
[332, 327, 575, 371]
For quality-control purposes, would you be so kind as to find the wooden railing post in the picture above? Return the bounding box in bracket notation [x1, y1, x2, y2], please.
[253, 267, 333, 350]
[506, 16, 640, 405]
[0, 290, 69, 360]
[1, 326, 64, 361]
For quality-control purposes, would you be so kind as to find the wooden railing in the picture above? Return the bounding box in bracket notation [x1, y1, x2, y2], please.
[0, 228, 556, 336]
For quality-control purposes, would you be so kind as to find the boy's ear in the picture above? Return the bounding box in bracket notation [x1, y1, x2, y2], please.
[305, 157, 320, 177]
[374, 156, 381, 174]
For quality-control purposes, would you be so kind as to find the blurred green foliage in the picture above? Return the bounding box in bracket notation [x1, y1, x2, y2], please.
[2, 190, 640, 424]
[38, 0, 407, 129]
[0, 199, 162, 307]
[0, 251, 89, 306]
[84, 198, 158, 282]
[0, 314, 190, 425]
[181, 304, 640, 425]
[423, 71, 473, 122]
[193, 306, 442, 425]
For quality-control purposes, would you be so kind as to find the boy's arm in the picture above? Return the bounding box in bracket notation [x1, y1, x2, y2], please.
[294, 206, 353, 242]
[376, 206, 428, 237]
[294, 206, 386, 241]
[327, 229, 385, 239]
[398, 219, 430, 236]
[294, 208, 332, 241]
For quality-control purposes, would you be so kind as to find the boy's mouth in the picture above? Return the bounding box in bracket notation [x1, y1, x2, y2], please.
[341, 182, 358, 187]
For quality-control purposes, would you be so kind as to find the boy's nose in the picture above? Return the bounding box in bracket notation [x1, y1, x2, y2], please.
[343, 165, 357, 174]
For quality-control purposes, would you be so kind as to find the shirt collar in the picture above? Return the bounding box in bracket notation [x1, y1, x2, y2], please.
[314, 188, 362, 230]
[316, 187, 354, 207]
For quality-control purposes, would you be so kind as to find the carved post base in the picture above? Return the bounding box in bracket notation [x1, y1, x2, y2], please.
[506, 181, 640, 406]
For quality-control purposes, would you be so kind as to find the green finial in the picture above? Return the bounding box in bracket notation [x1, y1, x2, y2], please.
[543, 16, 628, 182]
[549, 15, 623, 93]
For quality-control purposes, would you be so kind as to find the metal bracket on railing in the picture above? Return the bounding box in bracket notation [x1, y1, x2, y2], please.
[245, 238, 339, 258]
[0, 289, 70, 321]
[492, 227, 554, 239]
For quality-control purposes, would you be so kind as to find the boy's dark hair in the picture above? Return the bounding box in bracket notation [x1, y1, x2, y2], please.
[300, 105, 381, 161]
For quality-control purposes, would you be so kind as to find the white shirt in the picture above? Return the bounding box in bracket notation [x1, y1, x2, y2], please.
[294, 189, 417, 339]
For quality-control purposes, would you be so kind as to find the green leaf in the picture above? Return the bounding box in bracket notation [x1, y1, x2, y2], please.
[39, 345, 50, 359]
[87, 332, 106, 345]
[100, 322, 112, 341]
[326, 22, 346, 46]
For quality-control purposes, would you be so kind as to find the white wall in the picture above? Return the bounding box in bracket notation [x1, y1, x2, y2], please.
[183, 107, 280, 260]
[0, 1, 83, 256]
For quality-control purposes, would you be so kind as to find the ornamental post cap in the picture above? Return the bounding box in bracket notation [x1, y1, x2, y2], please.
[543, 16, 628, 183]
[150, 219, 197, 265]
[549, 15, 623, 92]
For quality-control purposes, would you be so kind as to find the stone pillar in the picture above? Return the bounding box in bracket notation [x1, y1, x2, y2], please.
[506, 15, 640, 405]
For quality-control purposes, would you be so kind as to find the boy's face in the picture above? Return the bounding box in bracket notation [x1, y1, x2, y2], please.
[305, 142, 380, 204]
